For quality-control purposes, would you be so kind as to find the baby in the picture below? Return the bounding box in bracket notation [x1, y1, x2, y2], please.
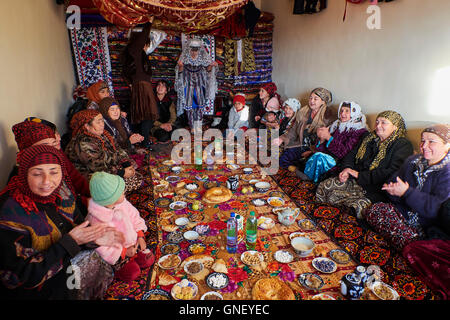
[259, 111, 279, 129]
[87, 171, 154, 282]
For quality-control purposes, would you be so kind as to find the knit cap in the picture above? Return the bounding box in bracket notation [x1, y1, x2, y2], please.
[423, 124, 450, 144]
[233, 93, 246, 106]
[89, 171, 125, 206]
[12, 121, 56, 151]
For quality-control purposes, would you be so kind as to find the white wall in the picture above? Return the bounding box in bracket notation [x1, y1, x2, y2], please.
[0, 0, 75, 187]
[261, 0, 450, 128]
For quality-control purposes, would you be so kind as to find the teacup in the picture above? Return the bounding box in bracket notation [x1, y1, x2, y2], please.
[172, 166, 182, 174]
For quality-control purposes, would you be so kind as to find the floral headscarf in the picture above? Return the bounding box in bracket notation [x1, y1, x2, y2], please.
[355, 110, 407, 170]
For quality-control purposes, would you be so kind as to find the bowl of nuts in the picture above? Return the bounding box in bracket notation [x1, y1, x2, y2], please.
[240, 250, 264, 266]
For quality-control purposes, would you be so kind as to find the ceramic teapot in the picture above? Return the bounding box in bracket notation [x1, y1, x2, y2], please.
[340, 272, 364, 300]
[226, 175, 239, 191]
[277, 208, 300, 226]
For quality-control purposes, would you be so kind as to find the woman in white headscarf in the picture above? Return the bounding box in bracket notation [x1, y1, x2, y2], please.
[175, 38, 218, 129]
[301, 101, 368, 182]
[278, 98, 301, 136]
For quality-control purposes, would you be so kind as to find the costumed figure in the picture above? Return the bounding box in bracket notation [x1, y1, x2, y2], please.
[175, 38, 218, 129]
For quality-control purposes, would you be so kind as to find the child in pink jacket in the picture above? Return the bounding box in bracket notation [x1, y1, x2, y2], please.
[88, 171, 155, 282]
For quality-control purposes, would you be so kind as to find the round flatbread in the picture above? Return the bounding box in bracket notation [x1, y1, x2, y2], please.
[252, 278, 295, 300]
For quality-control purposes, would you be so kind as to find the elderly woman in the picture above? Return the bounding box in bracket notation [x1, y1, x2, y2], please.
[98, 97, 144, 153]
[249, 82, 282, 129]
[301, 101, 368, 182]
[273, 87, 336, 169]
[0, 145, 124, 299]
[278, 98, 301, 137]
[65, 109, 143, 193]
[316, 110, 414, 219]
[364, 124, 450, 249]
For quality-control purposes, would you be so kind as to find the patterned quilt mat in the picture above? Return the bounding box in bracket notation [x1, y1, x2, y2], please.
[104, 147, 438, 300]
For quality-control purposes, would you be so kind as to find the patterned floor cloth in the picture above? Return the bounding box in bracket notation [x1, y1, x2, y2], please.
[104, 146, 438, 300]
[271, 168, 437, 300]
[104, 153, 159, 300]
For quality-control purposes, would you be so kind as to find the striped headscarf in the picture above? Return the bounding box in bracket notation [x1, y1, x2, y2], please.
[70, 109, 117, 151]
[355, 110, 407, 170]
[12, 121, 56, 151]
[0, 145, 73, 214]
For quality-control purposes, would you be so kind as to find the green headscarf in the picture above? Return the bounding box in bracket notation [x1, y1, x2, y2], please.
[355, 110, 407, 170]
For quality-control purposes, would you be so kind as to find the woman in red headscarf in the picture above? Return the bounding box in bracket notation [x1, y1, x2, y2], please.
[249, 82, 282, 129]
[8, 120, 90, 201]
[0, 145, 124, 299]
[65, 109, 143, 193]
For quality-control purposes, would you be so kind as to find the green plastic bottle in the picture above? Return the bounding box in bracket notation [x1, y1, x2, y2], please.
[246, 211, 257, 250]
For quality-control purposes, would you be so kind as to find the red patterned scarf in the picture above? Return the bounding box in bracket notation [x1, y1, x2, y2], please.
[0, 145, 74, 214]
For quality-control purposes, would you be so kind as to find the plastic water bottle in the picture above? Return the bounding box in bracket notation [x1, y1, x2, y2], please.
[226, 212, 237, 253]
[246, 211, 258, 250]
[194, 144, 203, 170]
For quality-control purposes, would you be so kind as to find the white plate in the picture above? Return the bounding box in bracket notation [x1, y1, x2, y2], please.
[163, 160, 175, 166]
[251, 198, 266, 207]
[240, 250, 264, 266]
[157, 254, 181, 270]
[257, 216, 275, 230]
[267, 197, 285, 207]
[169, 201, 187, 210]
[311, 257, 337, 274]
[171, 279, 198, 300]
[274, 250, 294, 264]
[175, 217, 189, 226]
[200, 291, 223, 300]
[183, 230, 199, 241]
[311, 293, 336, 300]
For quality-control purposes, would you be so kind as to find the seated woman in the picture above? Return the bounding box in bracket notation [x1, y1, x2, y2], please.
[152, 80, 180, 143]
[365, 124, 450, 250]
[0, 145, 124, 299]
[249, 82, 282, 129]
[273, 87, 336, 170]
[301, 101, 368, 182]
[65, 109, 143, 193]
[315, 110, 414, 219]
[86, 80, 111, 110]
[98, 97, 145, 152]
[9, 120, 90, 200]
[278, 98, 301, 137]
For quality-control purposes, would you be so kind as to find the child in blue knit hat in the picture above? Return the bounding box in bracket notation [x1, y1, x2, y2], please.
[87, 171, 155, 282]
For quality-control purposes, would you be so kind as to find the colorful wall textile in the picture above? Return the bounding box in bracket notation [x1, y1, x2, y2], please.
[70, 27, 114, 92]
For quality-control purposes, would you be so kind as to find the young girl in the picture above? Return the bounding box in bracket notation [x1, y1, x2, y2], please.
[87, 171, 154, 282]
[227, 93, 249, 140]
